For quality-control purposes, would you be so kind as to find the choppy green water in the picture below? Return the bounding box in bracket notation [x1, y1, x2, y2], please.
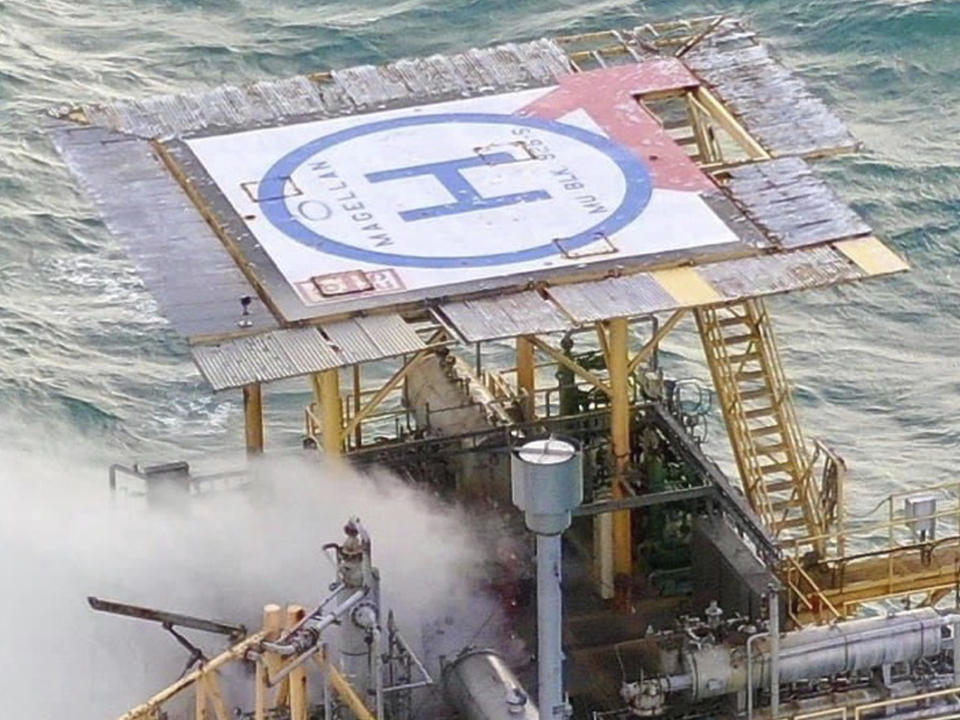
[0, 0, 957, 714]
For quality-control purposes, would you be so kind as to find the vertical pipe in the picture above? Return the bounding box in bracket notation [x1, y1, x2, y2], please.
[538, 533, 564, 720]
[953, 619, 960, 687]
[769, 588, 780, 718]
[317, 370, 343, 456]
[608, 317, 633, 610]
[745, 631, 768, 720]
[374, 629, 385, 720]
[243, 383, 264, 455]
[594, 513, 615, 600]
[517, 336, 536, 421]
[353, 365, 362, 449]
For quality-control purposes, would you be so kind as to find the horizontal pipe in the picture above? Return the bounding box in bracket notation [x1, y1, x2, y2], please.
[266, 589, 366, 687]
[573, 485, 713, 516]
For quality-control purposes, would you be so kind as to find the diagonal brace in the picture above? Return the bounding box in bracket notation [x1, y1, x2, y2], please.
[627, 310, 687, 375]
[344, 349, 431, 438]
[528, 336, 612, 397]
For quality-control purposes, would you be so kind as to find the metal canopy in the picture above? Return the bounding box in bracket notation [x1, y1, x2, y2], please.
[192, 314, 426, 391]
[49, 124, 277, 340]
[48, 16, 909, 390]
[432, 239, 902, 344]
[683, 18, 859, 158]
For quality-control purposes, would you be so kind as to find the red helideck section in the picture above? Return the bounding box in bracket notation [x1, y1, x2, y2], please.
[518, 60, 712, 192]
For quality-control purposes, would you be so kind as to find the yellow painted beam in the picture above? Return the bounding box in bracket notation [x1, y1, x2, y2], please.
[835, 236, 909, 276]
[316, 653, 376, 720]
[255, 605, 284, 720]
[692, 87, 770, 160]
[528, 336, 612, 398]
[203, 672, 230, 720]
[607, 318, 634, 610]
[516, 336, 536, 421]
[652, 267, 722, 307]
[313, 370, 343, 456]
[352, 365, 362, 448]
[243, 383, 264, 455]
[344, 350, 429, 438]
[627, 310, 687, 375]
[117, 632, 267, 720]
[285, 606, 308, 720]
[195, 673, 208, 720]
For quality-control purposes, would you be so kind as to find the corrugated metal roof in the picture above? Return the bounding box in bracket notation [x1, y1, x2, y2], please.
[546, 273, 675, 323]
[724, 157, 871, 248]
[191, 313, 426, 390]
[192, 327, 341, 390]
[436, 244, 881, 339]
[699, 245, 863, 298]
[72, 40, 569, 139]
[49, 123, 278, 339]
[190, 240, 897, 391]
[438, 292, 574, 343]
[684, 19, 858, 157]
[320, 314, 426, 364]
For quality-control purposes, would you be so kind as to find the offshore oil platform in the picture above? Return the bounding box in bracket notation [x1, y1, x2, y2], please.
[48, 14, 960, 720]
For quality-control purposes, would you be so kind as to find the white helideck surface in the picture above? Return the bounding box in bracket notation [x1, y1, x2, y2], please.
[186, 87, 738, 306]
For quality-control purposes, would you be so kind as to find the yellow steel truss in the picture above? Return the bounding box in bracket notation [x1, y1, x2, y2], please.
[696, 299, 826, 547]
[117, 604, 375, 720]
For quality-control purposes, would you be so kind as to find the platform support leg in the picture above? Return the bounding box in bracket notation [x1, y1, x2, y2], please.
[255, 604, 284, 720]
[314, 370, 343, 456]
[244, 383, 264, 455]
[517, 336, 536, 421]
[609, 317, 633, 610]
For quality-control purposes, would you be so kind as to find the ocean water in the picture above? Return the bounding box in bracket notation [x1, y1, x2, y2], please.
[0, 0, 957, 715]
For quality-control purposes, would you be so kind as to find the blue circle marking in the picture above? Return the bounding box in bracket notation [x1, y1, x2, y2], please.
[258, 113, 653, 269]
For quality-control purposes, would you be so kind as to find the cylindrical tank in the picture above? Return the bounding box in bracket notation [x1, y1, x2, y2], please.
[684, 607, 949, 700]
[443, 649, 540, 720]
[510, 436, 583, 535]
[511, 437, 583, 720]
[759, 607, 946, 685]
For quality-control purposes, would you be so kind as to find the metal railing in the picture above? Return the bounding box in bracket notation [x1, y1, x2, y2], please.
[791, 685, 960, 720]
[779, 479, 960, 619]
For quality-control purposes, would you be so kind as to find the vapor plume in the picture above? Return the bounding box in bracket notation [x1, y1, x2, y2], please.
[0, 424, 505, 718]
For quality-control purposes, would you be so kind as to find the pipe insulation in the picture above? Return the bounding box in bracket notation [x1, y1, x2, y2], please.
[677, 608, 953, 700]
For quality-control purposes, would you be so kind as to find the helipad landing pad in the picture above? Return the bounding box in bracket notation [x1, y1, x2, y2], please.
[183, 62, 749, 315]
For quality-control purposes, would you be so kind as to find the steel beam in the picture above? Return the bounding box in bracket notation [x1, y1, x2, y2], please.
[243, 383, 264, 455]
[314, 370, 343, 456]
[344, 349, 429, 439]
[517, 336, 536, 421]
[528, 336, 612, 397]
[573, 485, 714, 516]
[626, 310, 687, 375]
[608, 317, 633, 609]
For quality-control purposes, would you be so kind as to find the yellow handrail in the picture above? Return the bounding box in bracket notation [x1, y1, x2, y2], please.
[853, 686, 960, 720]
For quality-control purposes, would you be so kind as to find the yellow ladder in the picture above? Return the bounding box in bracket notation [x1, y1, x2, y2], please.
[696, 299, 825, 547]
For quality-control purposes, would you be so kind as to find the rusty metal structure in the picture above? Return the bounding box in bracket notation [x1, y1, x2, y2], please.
[49, 14, 960, 720]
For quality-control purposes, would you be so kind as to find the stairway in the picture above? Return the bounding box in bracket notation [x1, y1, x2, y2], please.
[696, 299, 825, 546]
